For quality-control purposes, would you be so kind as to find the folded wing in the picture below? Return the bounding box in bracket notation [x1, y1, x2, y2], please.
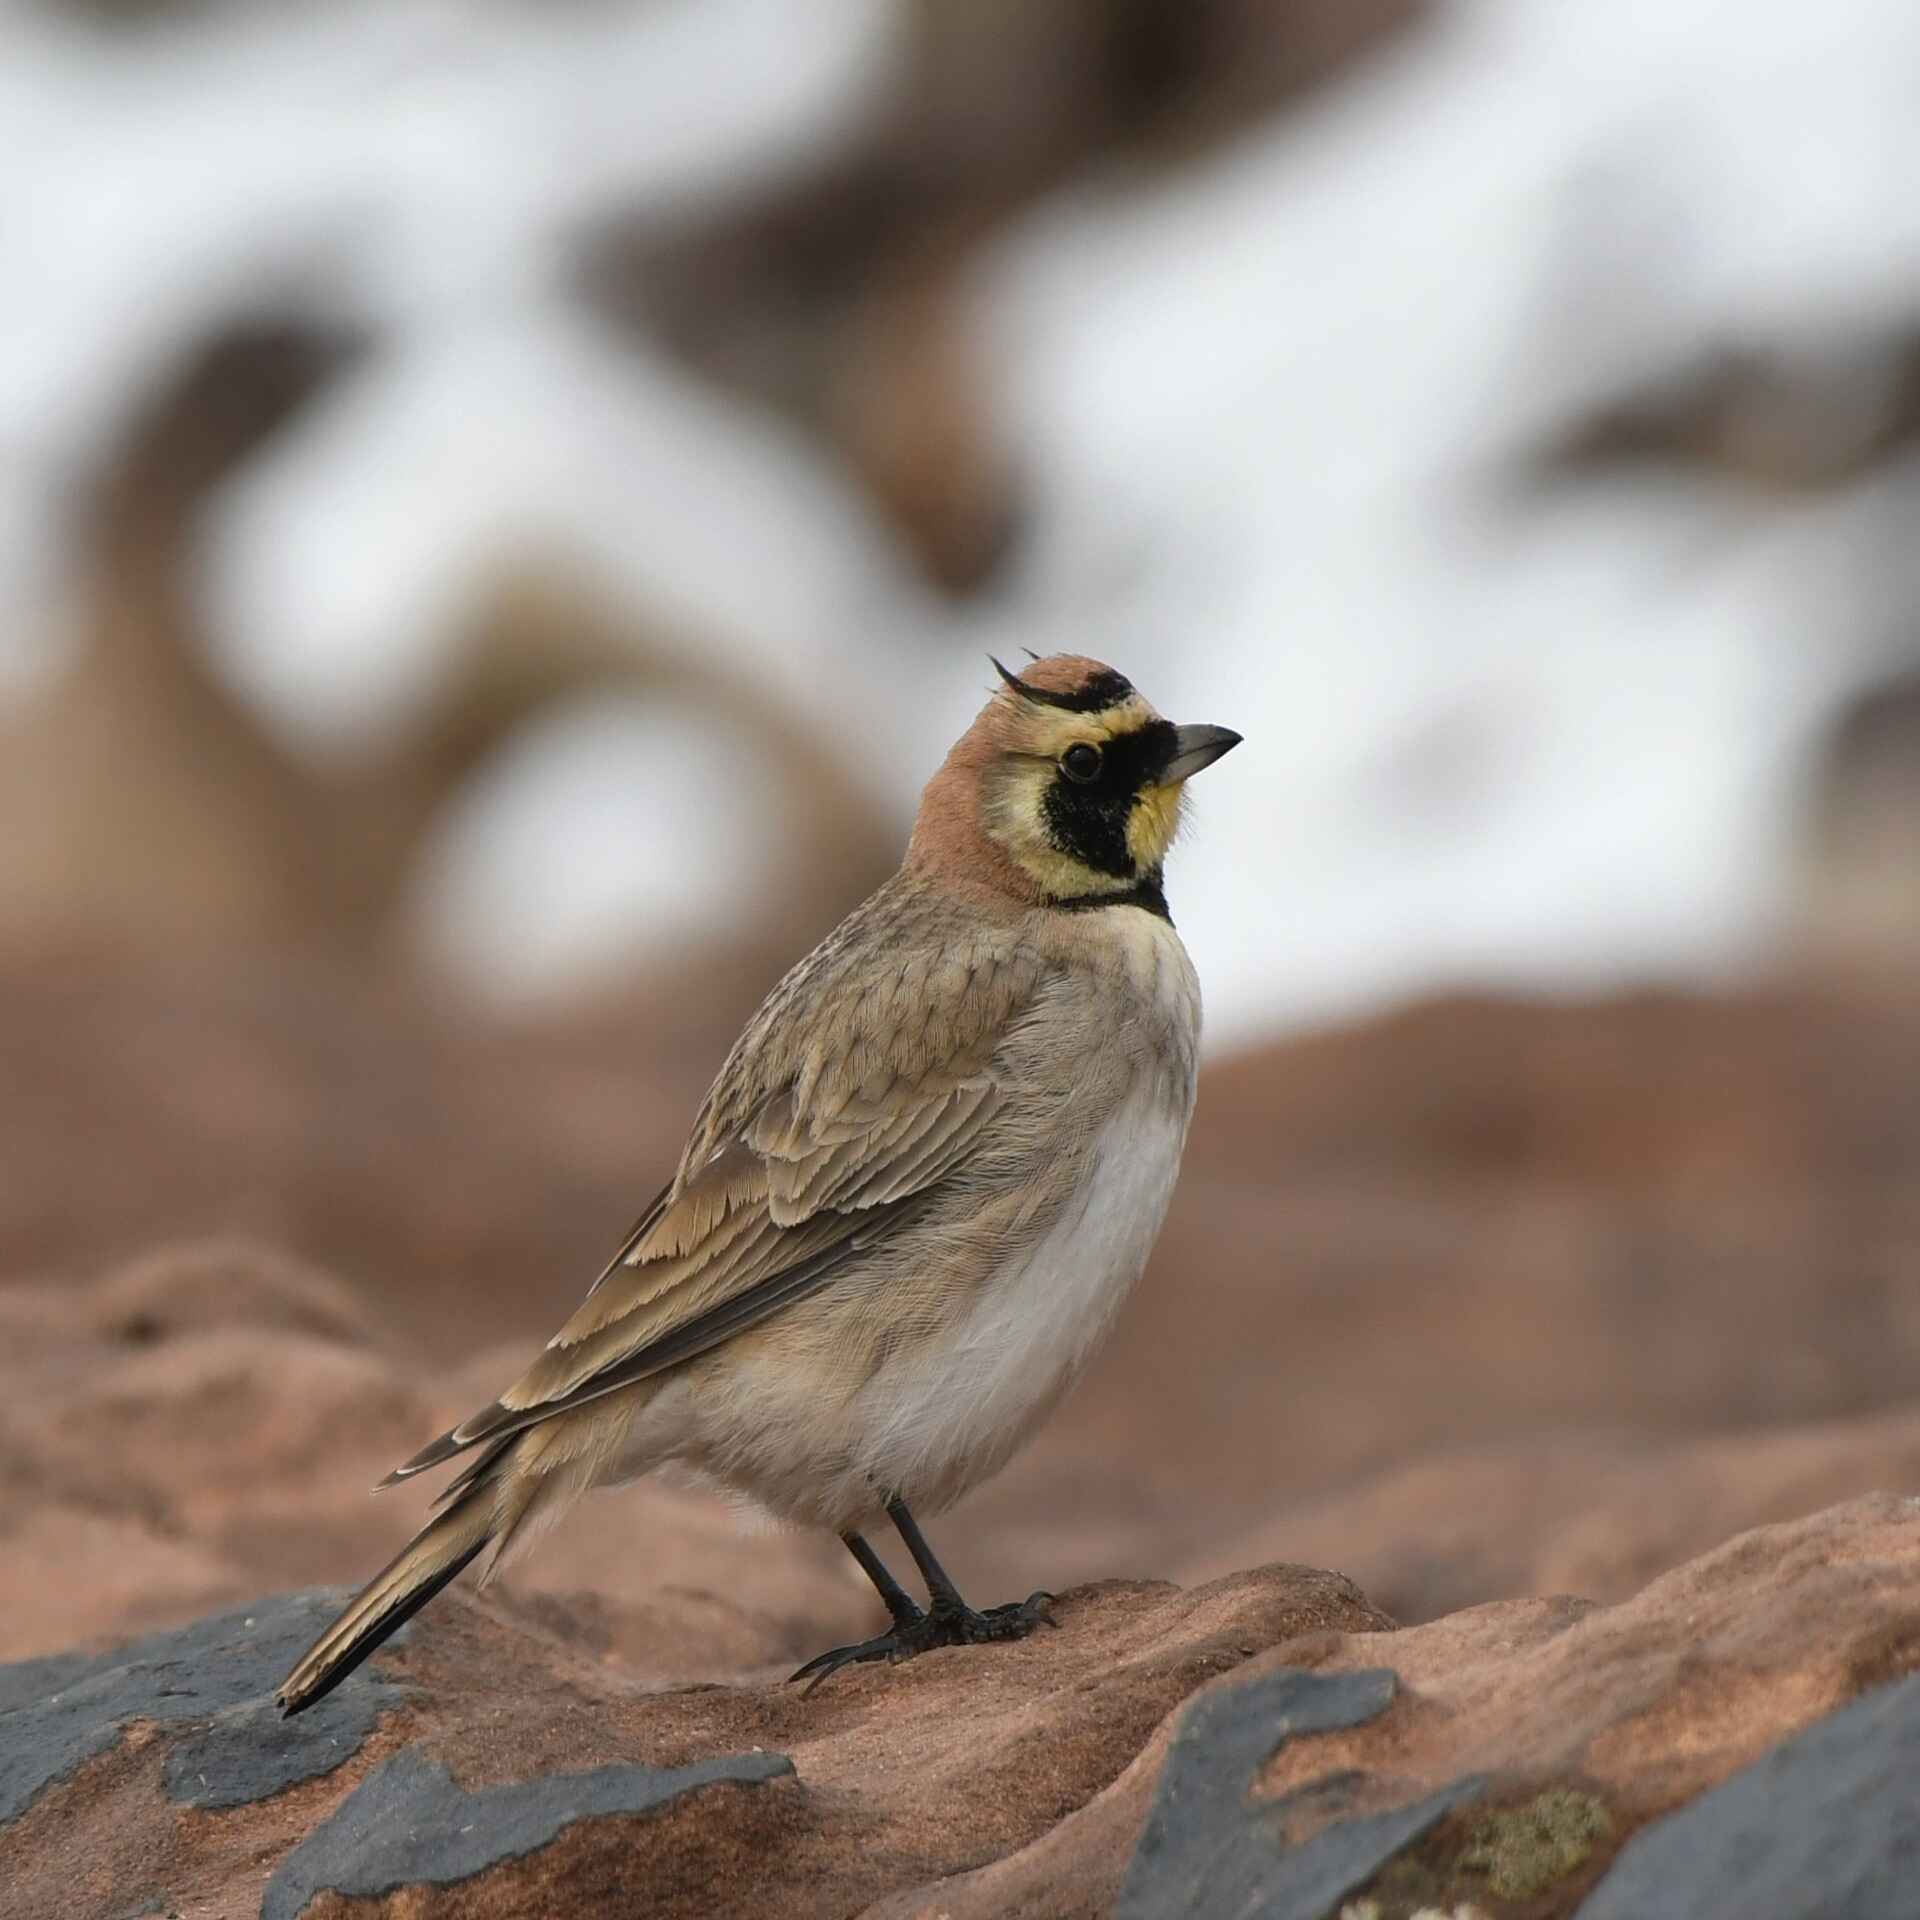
[380, 978, 1020, 1489]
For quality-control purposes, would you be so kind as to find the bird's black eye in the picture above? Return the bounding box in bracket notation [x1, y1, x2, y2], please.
[1061, 743, 1102, 784]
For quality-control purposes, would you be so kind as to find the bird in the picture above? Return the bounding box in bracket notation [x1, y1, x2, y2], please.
[277, 653, 1240, 1714]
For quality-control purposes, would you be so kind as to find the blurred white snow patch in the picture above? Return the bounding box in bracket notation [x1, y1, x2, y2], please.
[409, 691, 786, 1007]
[976, 0, 1920, 1039]
[8, 0, 1920, 1042]
[0, 0, 902, 681]
[200, 303, 929, 759]
[0, 0, 900, 356]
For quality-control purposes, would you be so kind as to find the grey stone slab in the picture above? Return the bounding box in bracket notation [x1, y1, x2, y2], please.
[1251, 1778, 1487, 1919]
[1578, 1672, 1920, 1920]
[261, 1746, 797, 1920]
[0, 1646, 97, 1717]
[0, 1587, 402, 1824]
[1118, 1665, 1485, 1919]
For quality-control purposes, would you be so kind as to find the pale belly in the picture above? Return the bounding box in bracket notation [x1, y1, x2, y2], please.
[704, 1082, 1191, 1532]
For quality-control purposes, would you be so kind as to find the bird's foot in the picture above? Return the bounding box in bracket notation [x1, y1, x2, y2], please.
[790, 1590, 1057, 1695]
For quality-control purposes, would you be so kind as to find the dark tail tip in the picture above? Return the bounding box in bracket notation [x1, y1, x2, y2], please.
[278, 1535, 487, 1718]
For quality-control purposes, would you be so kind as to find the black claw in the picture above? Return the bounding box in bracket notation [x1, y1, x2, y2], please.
[790, 1633, 901, 1696]
[790, 1590, 1060, 1695]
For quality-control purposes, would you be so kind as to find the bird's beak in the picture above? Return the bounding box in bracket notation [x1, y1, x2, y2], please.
[1161, 723, 1243, 784]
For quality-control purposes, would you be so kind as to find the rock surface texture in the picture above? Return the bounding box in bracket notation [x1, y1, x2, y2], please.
[5, 1499, 1919, 1918]
[8, 973, 1920, 1913]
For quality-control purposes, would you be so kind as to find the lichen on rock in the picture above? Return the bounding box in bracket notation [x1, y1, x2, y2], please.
[1458, 1786, 1612, 1899]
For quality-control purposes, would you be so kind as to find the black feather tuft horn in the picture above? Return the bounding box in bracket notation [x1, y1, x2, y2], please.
[990, 655, 1031, 697]
[987, 654, 1136, 715]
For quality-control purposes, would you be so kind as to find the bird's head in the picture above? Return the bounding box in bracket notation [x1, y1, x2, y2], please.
[907, 654, 1241, 910]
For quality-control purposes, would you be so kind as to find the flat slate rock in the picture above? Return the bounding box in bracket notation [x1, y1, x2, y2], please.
[1118, 1665, 1484, 1919]
[0, 1587, 402, 1825]
[262, 1746, 798, 1920]
[1578, 1671, 1920, 1920]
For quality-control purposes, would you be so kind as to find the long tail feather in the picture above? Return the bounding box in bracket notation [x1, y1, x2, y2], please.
[277, 1493, 493, 1717]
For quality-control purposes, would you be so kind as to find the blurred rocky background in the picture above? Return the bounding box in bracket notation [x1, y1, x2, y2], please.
[7, 3, 1920, 1912]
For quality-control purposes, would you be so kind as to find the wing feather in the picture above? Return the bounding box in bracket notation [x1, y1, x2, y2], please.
[407, 1203, 915, 1470]
[379, 898, 1048, 1489]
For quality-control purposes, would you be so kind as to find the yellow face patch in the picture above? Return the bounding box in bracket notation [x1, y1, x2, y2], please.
[979, 755, 1112, 897]
[981, 692, 1185, 900]
[1126, 780, 1187, 872]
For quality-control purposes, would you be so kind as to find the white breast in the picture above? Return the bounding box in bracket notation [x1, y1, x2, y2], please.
[850, 1076, 1192, 1517]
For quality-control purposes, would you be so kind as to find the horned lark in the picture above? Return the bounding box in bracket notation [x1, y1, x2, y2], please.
[278, 654, 1239, 1713]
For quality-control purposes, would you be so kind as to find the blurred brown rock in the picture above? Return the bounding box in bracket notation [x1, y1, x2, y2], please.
[582, 0, 1426, 595]
[1190, 1405, 1920, 1624]
[0, 317, 895, 972]
[0, 322, 351, 955]
[86, 1240, 375, 1349]
[0, 948, 708, 1355]
[8, 961, 1920, 1650]
[0, 1238, 862, 1666]
[1521, 324, 1920, 496]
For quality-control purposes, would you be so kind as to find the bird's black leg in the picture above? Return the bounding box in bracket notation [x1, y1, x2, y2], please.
[884, 1496, 1056, 1645]
[789, 1531, 925, 1693]
[884, 1499, 973, 1617]
[844, 1531, 923, 1630]
[789, 1507, 1058, 1694]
